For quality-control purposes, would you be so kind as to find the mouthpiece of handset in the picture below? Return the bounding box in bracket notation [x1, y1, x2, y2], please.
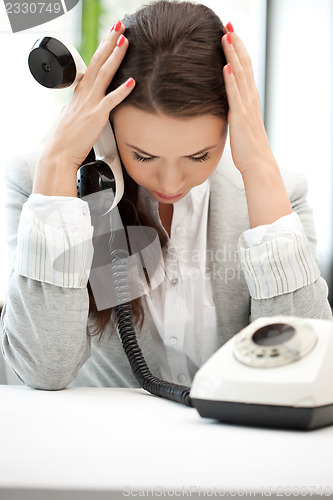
[77, 160, 116, 216]
[28, 37, 77, 89]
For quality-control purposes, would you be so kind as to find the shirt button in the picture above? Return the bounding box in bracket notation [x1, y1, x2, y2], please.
[178, 374, 186, 384]
[170, 337, 178, 345]
[175, 226, 183, 234]
[171, 278, 178, 286]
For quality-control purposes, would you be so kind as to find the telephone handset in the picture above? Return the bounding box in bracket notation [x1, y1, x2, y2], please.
[28, 36, 124, 212]
[28, 37, 333, 431]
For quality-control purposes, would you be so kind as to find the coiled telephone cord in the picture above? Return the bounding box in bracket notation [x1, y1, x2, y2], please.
[110, 248, 193, 408]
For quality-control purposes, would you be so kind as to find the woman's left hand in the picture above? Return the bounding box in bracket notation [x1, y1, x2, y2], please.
[221, 23, 292, 228]
[221, 24, 276, 176]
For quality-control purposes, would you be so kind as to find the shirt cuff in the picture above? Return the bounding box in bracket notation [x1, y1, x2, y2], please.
[14, 195, 94, 288]
[238, 212, 321, 299]
[25, 193, 92, 231]
[242, 212, 303, 247]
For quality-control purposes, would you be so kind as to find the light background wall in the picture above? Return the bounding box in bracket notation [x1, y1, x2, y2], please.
[265, 0, 333, 281]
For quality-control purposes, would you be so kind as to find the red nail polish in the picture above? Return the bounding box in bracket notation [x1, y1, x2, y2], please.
[110, 23, 115, 32]
[117, 34, 125, 47]
[227, 32, 232, 45]
[125, 77, 135, 88]
[114, 20, 121, 32]
[226, 63, 232, 75]
[227, 22, 234, 33]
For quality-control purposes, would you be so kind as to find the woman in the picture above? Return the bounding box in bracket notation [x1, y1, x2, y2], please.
[1, 0, 331, 390]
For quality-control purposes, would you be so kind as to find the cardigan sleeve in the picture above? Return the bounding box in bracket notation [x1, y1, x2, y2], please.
[237, 172, 332, 320]
[0, 154, 92, 390]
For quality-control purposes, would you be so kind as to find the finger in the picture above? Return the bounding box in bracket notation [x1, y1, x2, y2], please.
[227, 31, 254, 79]
[223, 22, 234, 35]
[100, 77, 136, 116]
[222, 33, 251, 100]
[93, 34, 130, 97]
[81, 21, 125, 87]
[223, 63, 242, 113]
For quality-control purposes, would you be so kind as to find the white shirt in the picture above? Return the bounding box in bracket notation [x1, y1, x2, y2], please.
[143, 180, 218, 385]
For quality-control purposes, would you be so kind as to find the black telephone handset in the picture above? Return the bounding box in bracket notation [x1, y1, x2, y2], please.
[28, 37, 333, 431]
[28, 36, 124, 213]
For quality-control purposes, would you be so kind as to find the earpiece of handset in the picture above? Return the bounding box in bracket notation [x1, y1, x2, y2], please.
[28, 36, 124, 212]
[28, 37, 85, 89]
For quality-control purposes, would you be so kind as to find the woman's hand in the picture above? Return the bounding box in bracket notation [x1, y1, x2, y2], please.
[221, 23, 274, 175]
[33, 21, 135, 196]
[221, 23, 292, 228]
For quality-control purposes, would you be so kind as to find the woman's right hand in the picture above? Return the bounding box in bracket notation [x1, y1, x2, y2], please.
[33, 21, 135, 196]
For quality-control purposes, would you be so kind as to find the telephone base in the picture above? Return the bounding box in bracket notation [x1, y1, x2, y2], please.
[192, 398, 333, 430]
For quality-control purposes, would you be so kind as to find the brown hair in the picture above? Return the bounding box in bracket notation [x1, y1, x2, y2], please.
[88, 0, 228, 339]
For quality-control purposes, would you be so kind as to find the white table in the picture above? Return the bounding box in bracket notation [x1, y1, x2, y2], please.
[0, 386, 333, 499]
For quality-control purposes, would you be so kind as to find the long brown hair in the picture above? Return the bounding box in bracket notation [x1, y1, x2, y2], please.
[88, 0, 228, 339]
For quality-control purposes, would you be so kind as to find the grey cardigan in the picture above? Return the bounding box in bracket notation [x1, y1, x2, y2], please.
[1, 150, 332, 390]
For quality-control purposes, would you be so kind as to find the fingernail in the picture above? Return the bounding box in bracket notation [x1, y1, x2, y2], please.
[117, 34, 125, 47]
[227, 22, 234, 33]
[114, 20, 122, 32]
[110, 23, 115, 32]
[125, 77, 135, 88]
[227, 32, 232, 45]
[226, 63, 232, 75]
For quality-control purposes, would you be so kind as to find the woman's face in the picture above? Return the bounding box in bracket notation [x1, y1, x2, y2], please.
[112, 105, 228, 204]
